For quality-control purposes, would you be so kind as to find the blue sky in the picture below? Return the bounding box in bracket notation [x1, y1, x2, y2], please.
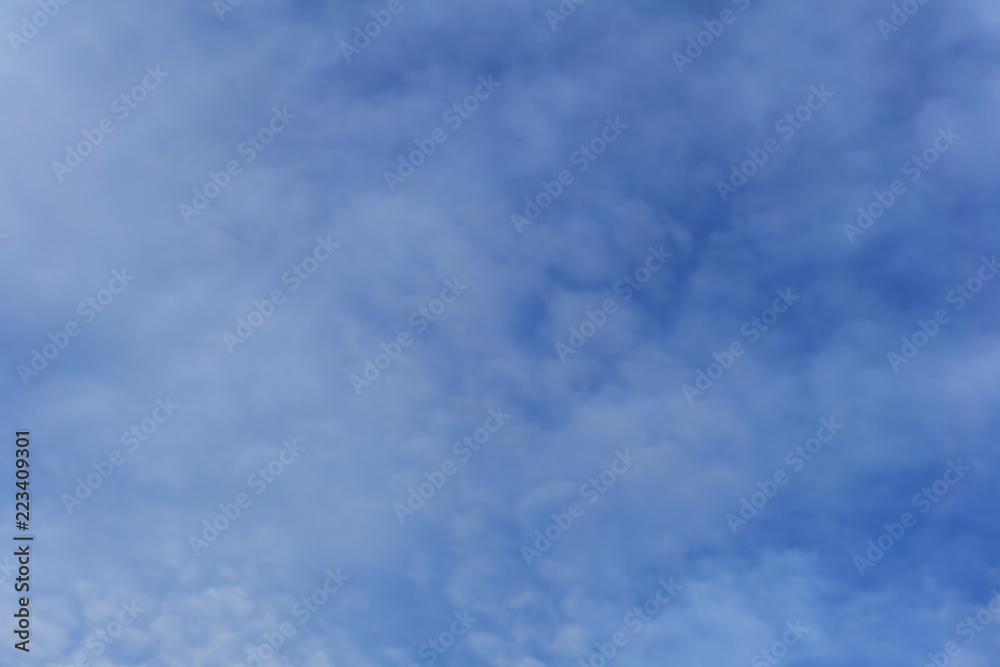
[3, 0, 1000, 665]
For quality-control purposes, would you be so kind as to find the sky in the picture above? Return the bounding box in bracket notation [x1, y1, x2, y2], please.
[2, 0, 1000, 665]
